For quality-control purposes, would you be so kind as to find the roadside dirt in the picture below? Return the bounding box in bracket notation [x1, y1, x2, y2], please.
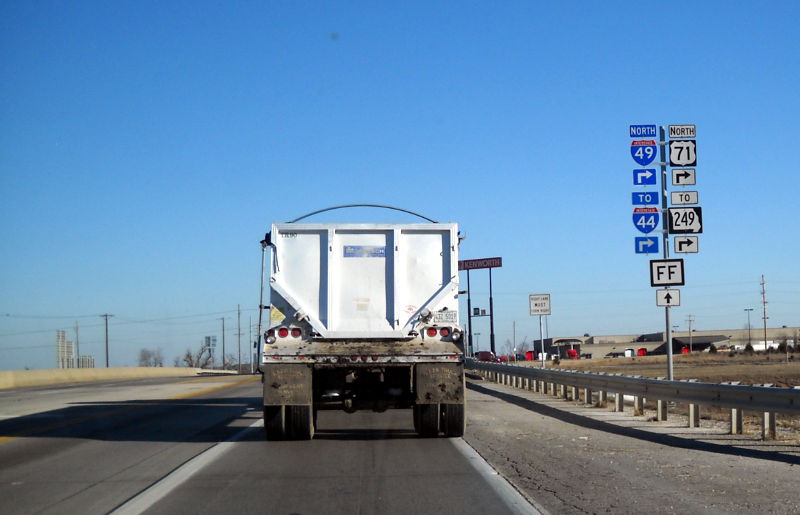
[464, 377, 800, 515]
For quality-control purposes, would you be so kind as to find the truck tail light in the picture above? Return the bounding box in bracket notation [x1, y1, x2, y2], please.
[426, 327, 438, 338]
[278, 327, 289, 338]
[290, 328, 302, 338]
[439, 327, 451, 337]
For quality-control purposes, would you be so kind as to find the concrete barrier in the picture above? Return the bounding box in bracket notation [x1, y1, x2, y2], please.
[0, 367, 218, 390]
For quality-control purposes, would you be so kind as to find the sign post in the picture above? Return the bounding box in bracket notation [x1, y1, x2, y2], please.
[529, 294, 551, 367]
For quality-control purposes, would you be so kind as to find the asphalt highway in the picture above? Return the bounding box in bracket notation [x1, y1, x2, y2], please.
[0, 376, 537, 515]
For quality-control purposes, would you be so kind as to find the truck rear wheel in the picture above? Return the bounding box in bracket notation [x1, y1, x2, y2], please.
[415, 404, 440, 437]
[441, 402, 465, 437]
[264, 406, 285, 441]
[286, 405, 315, 440]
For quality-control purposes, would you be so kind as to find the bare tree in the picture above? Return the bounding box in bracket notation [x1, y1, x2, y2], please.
[138, 348, 164, 367]
[182, 342, 213, 368]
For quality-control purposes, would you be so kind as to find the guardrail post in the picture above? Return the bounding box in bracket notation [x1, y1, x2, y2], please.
[634, 396, 644, 416]
[656, 399, 668, 421]
[730, 408, 743, 434]
[569, 385, 577, 401]
[688, 403, 700, 427]
[762, 412, 776, 440]
[558, 384, 566, 399]
[598, 390, 607, 407]
[583, 387, 592, 405]
[550, 382, 557, 396]
[614, 392, 624, 412]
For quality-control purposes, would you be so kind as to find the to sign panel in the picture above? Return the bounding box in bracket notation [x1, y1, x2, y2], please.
[529, 294, 551, 316]
[670, 190, 699, 205]
[669, 140, 697, 166]
[650, 259, 685, 287]
[672, 168, 696, 186]
[668, 207, 703, 234]
[632, 191, 659, 205]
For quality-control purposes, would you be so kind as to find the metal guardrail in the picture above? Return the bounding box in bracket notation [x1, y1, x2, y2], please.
[466, 359, 800, 439]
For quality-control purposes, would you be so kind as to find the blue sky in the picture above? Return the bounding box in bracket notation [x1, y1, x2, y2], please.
[2, 1, 798, 369]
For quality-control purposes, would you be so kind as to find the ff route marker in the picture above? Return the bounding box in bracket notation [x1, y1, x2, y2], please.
[650, 258, 685, 287]
[656, 289, 681, 307]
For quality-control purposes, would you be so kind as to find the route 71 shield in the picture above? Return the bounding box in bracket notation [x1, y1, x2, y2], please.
[631, 139, 658, 166]
[633, 207, 659, 234]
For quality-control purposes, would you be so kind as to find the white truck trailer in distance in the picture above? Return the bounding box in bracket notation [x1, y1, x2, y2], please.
[257, 212, 465, 440]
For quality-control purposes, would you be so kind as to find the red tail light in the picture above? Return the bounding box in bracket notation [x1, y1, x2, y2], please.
[278, 327, 289, 338]
[290, 328, 302, 338]
[439, 327, 451, 337]
[426, 327, 438, 337]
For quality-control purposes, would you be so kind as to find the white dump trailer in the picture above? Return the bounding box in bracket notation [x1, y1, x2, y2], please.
[257, 216, 465, 440]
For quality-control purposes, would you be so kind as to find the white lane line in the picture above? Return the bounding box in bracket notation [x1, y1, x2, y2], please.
[110, 419, 264, 515]
[450, 438, 549, 515]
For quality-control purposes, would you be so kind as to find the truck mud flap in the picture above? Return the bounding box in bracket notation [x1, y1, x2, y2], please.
[414, 363, 464, 404]
[263, 364, 312, 406]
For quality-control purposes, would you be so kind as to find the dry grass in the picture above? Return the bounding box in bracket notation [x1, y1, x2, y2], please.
[539, 352, 800, 387]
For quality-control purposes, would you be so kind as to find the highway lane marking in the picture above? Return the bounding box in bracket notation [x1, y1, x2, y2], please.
[109, 418, 264, 515]
[451, 438, 548, 515]
[0, 376, 260, 444]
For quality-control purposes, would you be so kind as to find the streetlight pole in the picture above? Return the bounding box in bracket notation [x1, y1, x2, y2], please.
[219, 317, 226, 369]
[744, 308, 753, 347]
[100, 314, 113, 367]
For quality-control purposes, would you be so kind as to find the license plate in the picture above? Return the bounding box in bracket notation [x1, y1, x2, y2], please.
[433, 311, 458, 324]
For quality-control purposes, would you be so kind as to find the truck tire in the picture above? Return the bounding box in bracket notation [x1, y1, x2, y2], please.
[416, 404, 440, 437]
[264, 406, 284, 441]
[286, 405, 315, 440]
[441, 402, 465, 437]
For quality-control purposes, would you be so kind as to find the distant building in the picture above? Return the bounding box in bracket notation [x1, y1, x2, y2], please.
[78, 355, 96, 368]
[56, 330, 75, 369]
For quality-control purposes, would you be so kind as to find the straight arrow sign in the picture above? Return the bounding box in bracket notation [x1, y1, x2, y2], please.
[656, 289, 681, 307]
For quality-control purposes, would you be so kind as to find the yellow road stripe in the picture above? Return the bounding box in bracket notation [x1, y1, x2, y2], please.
[0, 376, 260, 444]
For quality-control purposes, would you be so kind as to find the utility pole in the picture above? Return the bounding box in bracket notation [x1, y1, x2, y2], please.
[686, 315, 694, 353]
[761, 275, 769, 351]
[219, 317, 226, 369]
[249, 316, 253, 374]
[100, 314, 113, 367]
[237, 304, 242, 374]
[74, 321, 80, 368]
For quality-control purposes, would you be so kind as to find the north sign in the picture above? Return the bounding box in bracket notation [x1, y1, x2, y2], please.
[630, 125, 657, 138]
[633, 168, 657, 186]
[650, 258, 685, 287]
[632, 191, 659, 205]
[669, 140, 697, 166]
[631, 140, 658, 166]
[668, 125, 696, 139]
[633, 207, 660, 234]
[668, 207, 703, 234]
